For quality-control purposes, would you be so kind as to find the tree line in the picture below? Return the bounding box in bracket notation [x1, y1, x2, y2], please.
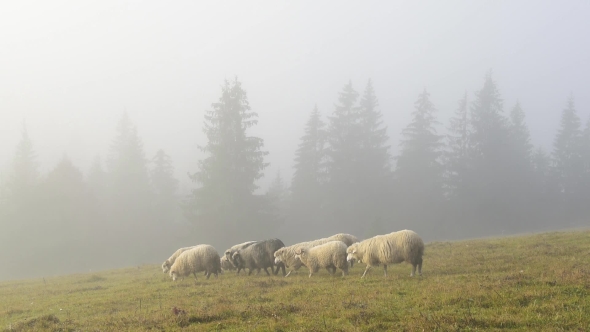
[0, 73, 588, 280]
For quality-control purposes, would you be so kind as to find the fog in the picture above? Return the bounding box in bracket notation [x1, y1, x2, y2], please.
[1, 1, 589, 280]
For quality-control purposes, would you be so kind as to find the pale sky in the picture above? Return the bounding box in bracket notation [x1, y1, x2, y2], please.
[1, 1, 589, 193]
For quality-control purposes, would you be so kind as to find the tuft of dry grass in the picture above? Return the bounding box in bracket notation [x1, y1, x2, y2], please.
[1, 229, 590, 331]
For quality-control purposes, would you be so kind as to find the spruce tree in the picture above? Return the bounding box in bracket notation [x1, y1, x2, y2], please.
[186, 78, 269, 246]
[325, 80, 391, 235]
[506, 102, 535, 219]
[105, 113, 153, 263]
[445, 92, 470, 200]
[394, 89, 444, 230]
[357, 79, 392, 223]
[290, 105, 327, 231]
[552, 97, 584, 220]
[150, 149, 180, 224]
[467, 73, 512, 230]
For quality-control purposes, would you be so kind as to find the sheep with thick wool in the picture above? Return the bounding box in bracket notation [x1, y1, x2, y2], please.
[231, 238, 285, 276]
[346, 229, 424, 278]
[329, 233, 359, 246]
[224, 241, 257, 274]
[294, 241, 349, 277]
[274, 233, 359, 277]
[220, 255, 235, 272]
[168, 244, 221, 281]
[274, 238, 333, 277]
[162, 246, 197, 273]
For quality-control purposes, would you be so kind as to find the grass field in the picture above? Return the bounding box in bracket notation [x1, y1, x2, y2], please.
[1, 230, 589, 331]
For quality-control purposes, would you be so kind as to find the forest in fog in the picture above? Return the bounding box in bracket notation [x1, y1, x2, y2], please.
[0, 73, 588, 280]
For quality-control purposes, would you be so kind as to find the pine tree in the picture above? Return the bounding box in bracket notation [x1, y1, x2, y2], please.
[552, 97, 584, 220]
[506, 102, 535, 219]
[394, 89, 444, 230]
[325, 80, 391, 235]
[290, 105, 327, 230]
[186, 78, 269, 246]
[467, 73, 513, 230]
[107, 113, 151, 206]
[150, 149, 180, 224]
[87, 155, 107, 203]
[8, 124, 39, 202]
[104, 113, 153, 262]
[445, 92, 470, 200]
[263, 171, 289, 228]
[357, 79, 392, 222]
[39, 156, 90, 244]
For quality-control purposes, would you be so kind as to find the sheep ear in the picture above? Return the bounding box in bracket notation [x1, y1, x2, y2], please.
[352, 249, 356, 254]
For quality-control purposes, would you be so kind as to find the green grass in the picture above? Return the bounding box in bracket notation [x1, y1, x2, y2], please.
[1, 230, 590, 331]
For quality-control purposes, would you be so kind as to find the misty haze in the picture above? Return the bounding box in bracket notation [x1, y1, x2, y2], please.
[1, 0, 589, 286]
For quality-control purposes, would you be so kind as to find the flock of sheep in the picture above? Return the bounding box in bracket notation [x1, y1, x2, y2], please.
[161, 229, 425, 281]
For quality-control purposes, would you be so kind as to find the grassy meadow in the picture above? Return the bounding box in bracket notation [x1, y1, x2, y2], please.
[1, 229, 589, 331]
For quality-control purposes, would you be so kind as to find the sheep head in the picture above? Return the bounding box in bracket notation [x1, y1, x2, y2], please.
[169, 269, 179, 281]
[231, 251, 242, 267]
[294, 248, 306, 261]
[162, 260, 171, 273]
[346, 244, 360, 262]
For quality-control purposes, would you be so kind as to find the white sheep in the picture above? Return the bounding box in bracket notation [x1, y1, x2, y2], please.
[274, 238, 334, 277]
[328, 233, 359, 246]
[274, 233, 359, 277]
[162, 246, 197, 273]
[346, 229, 424, 278]
[220, 255, 235, 272]
[294, 241, 349, 277]
[224, 241, 257, 273]
[169, 244, 221, 281]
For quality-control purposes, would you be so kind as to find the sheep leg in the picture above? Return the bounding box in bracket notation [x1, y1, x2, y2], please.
[418, 256, 423, 276]
[383, 265, 388, 277]
[248, 269, 253, 276]
[263, 267, 271, 276]
[206, 271, 211, 280]
[285, 270, 292, 277]
[361, 265, 371, 278]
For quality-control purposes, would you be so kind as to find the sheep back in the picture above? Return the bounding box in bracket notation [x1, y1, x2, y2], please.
[169, 244, 221, 281]
[232, 238, 284, 276]
[162, 245, 197, 273]
[296, 241, 348, 276]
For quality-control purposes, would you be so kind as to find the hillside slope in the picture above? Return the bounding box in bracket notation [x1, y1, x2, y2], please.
[1, 230, 589, 331]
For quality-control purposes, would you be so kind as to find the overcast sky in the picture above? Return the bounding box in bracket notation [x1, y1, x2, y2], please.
[1, 0, 589, 193]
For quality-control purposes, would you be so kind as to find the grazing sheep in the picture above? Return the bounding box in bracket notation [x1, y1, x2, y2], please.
[273, 239, 326, 277]
[220, 255, 235, 272]
[346, 229, 424, 278]
[328, 233, 360, 267]
[274, 233, 359, 277]
[169, 244, 221, 281]
[294, 241, 349, 277]
[224, 241, 258, 274]
[329, 233, 359, 246]
[231, 238, 285, 276]
[162, 246, 198, 273]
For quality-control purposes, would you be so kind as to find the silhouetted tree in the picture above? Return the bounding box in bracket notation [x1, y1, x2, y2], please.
[105, 113, 153, 263]
[150, 149, 180, 224]
[445, 92, 471, 201]
[325, 80, 391, 236]
[186, 78, 269, 248]
[394, 89, 444, 233]
[505, 102, 535, 222]
[262, 171, 289, 230]
[467, 73, 513, 231]
[552, 97, 584, 221]
[357, 79, 392, 228]
[87, 155, 107, 203]
[290, 105, 327, 235]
